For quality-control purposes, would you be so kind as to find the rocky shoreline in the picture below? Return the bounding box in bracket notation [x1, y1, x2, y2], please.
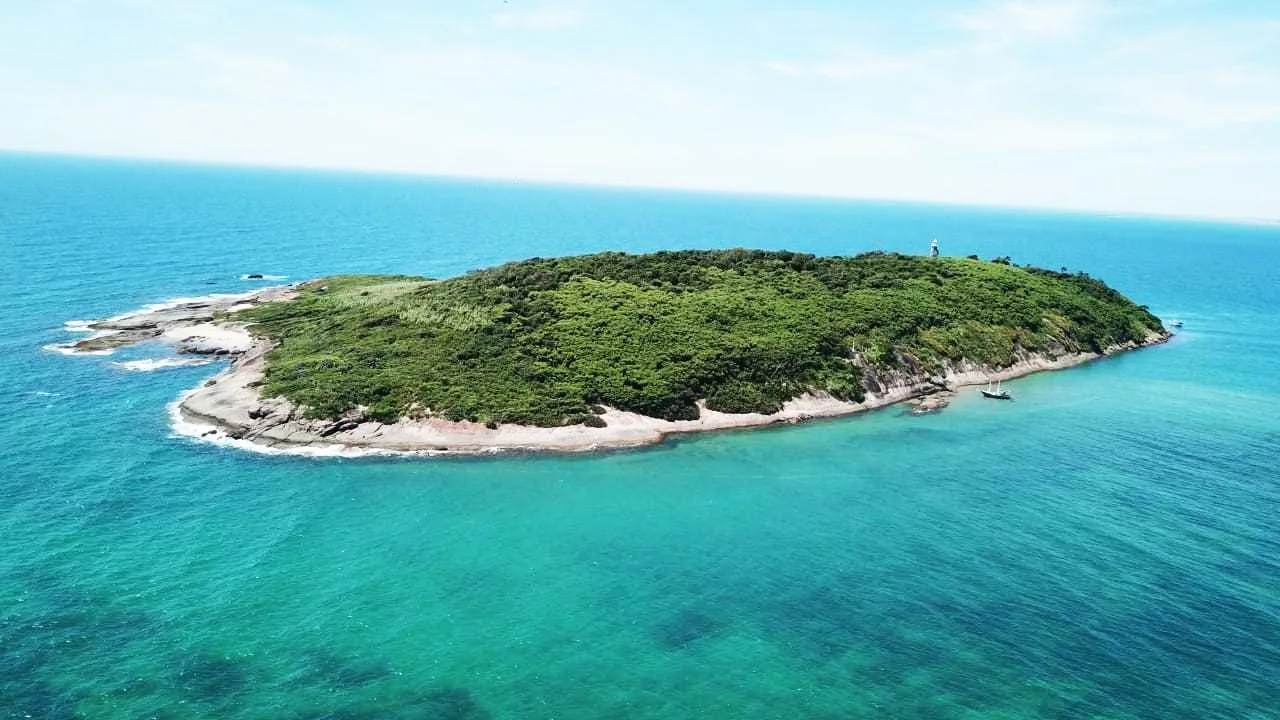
[51, 285, 298, 356]
[174, 333, 1169, 456]
[53, 287, 1172, 457]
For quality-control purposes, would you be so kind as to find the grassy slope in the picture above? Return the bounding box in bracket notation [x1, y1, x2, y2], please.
[235, 250, 1164, 426]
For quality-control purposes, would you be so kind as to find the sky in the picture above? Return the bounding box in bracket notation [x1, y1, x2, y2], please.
[2, 0, 1278, 219]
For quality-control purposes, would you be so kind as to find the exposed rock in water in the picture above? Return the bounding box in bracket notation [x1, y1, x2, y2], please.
[910, 391, 954, 415]
[73, 329, 161, 352]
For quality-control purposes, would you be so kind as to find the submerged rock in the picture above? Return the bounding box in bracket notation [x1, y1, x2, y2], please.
[910, 391, 954, 415]
[173, 653, 249, 701]
[653, 609, 722, 649]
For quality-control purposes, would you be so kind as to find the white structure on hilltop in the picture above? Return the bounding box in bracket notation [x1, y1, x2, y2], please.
[929, 238, 939, 257]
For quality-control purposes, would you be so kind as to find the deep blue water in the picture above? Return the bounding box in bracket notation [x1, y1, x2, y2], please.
[2, 153, 1279, 719]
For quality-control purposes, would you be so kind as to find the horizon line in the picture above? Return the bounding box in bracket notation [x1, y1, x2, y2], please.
[4, 147, 1277, 229]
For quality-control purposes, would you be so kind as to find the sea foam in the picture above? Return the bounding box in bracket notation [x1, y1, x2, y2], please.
[103, 290, 262, 323]
[112, 358, 215, 372]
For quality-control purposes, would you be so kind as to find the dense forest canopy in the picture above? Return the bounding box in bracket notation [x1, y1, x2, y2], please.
[235, 250, 1163, 426]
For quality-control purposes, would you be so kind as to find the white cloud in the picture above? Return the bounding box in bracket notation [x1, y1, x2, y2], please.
[762, 60, 804, 77]
[763, 48, 931, 82]
[921, 119, 1160, 153]
[3, 0, 1278, 219]
[956, 0, 1109, 44]
[812, 52, 927, 80]
[182, 44, 300, 100]
[1090, 25, 1280, 128]
[491, 6, 582, 30]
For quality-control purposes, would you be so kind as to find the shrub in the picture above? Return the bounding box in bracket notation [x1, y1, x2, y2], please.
[236, 252, 1162, 426]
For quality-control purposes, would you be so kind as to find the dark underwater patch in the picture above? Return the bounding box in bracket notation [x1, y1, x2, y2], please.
[298, 686, 491, 720]
[173, 652, 250, 701]
[0, 565, 167, 713]
[0, 682, 81, 719]
[303, 647, 394, 688]
[760, 582, 867, 661]
[652, 608, 723, 649]
[293, 710, 373, 720]
[406, 687, 492, 720]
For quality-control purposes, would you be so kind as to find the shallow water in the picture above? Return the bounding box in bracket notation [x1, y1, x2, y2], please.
[2, 154, 1279, 718]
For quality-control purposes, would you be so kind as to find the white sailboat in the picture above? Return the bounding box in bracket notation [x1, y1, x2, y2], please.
[981, 379, 1011, 400]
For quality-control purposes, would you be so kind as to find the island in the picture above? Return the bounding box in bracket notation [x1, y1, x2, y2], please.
[61, 250, 1170, 454]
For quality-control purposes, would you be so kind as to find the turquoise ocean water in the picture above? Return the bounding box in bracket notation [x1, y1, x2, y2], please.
[2, 153, 1279, 719]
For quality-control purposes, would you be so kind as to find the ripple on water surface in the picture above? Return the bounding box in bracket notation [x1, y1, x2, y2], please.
[3, 157, 1280, 717]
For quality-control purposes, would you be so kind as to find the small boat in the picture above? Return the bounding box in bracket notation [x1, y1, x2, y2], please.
[981, 380, 1011, 400]
[1170, 319, 1184, 328]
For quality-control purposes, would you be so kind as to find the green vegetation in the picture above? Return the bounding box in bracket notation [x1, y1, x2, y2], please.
[235, 250, 1163, 426]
